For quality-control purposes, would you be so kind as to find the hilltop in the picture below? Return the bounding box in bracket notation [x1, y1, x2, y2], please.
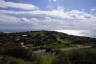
[0, 31, 96, 45]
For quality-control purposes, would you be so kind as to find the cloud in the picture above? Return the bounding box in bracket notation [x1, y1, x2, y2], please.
[55, 30, 96, 38]
[0, 13, 34, 31]
[0, 12, 96, 31]
[0, 8, 95, 20]
[67, 10, 95, 19]
[49, 0, 57, 2]
[0, 0, 38, 10]
[0, 5, 96, 31]
[0, 9, 70, 19]
[91, 8, 96, 11]
[0, 14, 20, 23]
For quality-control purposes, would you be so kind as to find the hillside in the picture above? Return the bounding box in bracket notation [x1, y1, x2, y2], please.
[0, 31, 96, 45]
[0, 31, 96, 64]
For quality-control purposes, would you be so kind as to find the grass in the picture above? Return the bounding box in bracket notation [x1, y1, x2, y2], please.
[57, 37, 72, 44]
[40, 55, 55, 64]
[54, 48, 96, 64]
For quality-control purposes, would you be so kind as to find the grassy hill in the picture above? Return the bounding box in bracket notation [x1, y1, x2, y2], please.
[0, 31, 96, 45]
[0, 31, 96, 64]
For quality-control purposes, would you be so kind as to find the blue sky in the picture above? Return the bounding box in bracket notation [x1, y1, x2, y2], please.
[0, 0, 96, 32]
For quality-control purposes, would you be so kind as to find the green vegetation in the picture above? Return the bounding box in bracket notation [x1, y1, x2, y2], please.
[0, 31, 96, 45]
[0, 56, 33, 64]
[40, 55, 55, 64]
[0, 31, 96, 64]
[54, 48, 96, 64]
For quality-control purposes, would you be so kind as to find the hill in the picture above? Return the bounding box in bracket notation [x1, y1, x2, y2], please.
[0, 31, 96, 45]
[0, 31, 96, 64]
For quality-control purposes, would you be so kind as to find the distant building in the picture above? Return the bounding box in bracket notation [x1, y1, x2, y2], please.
[21, 42, 24, 46]
[22, 35, 27, 37]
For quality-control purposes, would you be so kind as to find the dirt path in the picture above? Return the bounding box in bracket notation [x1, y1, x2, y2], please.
[59, 46, 92, 51]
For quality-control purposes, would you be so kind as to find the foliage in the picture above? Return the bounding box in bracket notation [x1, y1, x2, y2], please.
[0, 56, 33, 64]
[0, 31, 96, 64]
[40, 55, 55, 64]
[53, 48, 96, 64]
[0, 31, 96, 46]
[0, 46, 39, 63]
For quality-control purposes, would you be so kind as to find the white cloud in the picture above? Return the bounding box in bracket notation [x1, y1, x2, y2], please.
[0, 13, 96, 31]
[55, 30, 89, 36]
[0, 13, 34, 31]
[0, 6, 96, 31]
[0, 14, 20, 23]
[91, 8, 96, 11]
[49, 0, 57, 2]
[0, 0, 38, 10]
[0, 9, 69, 19]
[67, 10, 95, 19]
[0, 8, 95, 20]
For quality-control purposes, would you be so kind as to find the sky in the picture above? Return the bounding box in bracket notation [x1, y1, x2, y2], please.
[0, 0, 96, 33]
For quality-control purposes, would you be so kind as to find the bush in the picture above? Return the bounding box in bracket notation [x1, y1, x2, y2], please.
[0, 46, 39, 62]
[0, 56, 33, 64]
[53, 48, 96, 64]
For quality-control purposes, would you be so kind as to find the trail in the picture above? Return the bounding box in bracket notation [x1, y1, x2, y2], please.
[59, 46, 92, 51]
